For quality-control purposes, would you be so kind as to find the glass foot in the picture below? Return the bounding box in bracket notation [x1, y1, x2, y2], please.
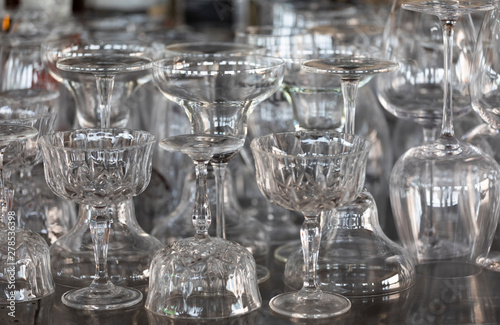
[62, 286, 143, 310]
[478, 251, 500, 271]
[274, 240, 300, 264]
[270, 290, 351, 319]
[256, 264, 270, 284]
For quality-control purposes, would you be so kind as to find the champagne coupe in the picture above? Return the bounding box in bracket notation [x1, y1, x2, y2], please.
[152, 54, 285, 279]
[39, 128, 156, 310]
[0, 123, 55, 303]
[145, 134, 261, 319]
[467, 7, 500, 271]
[376, 0, 478, 146]
[251, 131, 371, 319]
[390, 0, 499, 276]
[301, 57, 399, 134]
[54, 42, 153, 128]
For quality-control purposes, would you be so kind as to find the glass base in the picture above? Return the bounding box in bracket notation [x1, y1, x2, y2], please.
[274, 240, 300, 264]
[416, 261, 482, 278]
[62, 286, 143, 310]
[256, 264, 270, 284]
[478, 251, 500, 271]
[270, 290, 351, 319]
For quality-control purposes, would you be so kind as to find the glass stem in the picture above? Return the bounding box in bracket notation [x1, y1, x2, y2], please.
[422, 126, 437, 143]
[213, 162, 227, 239]
[341, 79, 360, 135]
[300, 215, 322, 295]
[440, 20, 456, 139]
[95, 74, 115, 129]
[193, 160, 211, 238]
[89, 206, 114, 291]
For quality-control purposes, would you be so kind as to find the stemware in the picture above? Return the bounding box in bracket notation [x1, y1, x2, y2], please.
[466, 7, 500, 271]
[145, 134, 261, 319]
[390, 0, 499, 276]
[54, 41, 153, 128]
[376, 0, 478, 147]
[152, 54, 284, 279]
[0, 89, 72, 244]
[39, 128, 156, 310]
[251, 131, 371, 319]
[0, 123, 55, 303]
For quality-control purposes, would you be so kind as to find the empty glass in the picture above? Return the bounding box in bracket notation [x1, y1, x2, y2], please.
[39, 128, 156, 310]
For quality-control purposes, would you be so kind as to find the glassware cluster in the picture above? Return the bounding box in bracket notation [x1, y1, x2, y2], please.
[1, 0, 500, 322]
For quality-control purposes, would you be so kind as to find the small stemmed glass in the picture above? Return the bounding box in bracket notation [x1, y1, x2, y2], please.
[251, 131, 371, 319]
[390, 0, 499, 276]
[54, 42, 153, 128]
[39, 128, 156, 310]
[0, 123, 55, 303]
[145, 134, 261, 319]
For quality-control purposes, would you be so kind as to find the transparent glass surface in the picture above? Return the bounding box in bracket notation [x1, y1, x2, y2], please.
[39, 128, 156, 310]
[390, 0, 499, 277]
[251, 131, 372, 319]
[0, 123, 55, 304]
[467, 7, 500, 271]
[146, 134, 261, 319]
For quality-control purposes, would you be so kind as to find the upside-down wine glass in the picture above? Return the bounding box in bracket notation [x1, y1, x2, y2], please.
[151, 54, 285, 281]
[251, 131, 371, 319]
[376, 0, 478, 158]
[0, 123, 55, 303]
[145, 134, 261, 319]
[467, 6, 500, 271]
[390, 0, 500, 277]
[39, 128, 156, 310]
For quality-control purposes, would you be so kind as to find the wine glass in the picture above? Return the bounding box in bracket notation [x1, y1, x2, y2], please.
[466, 6, 500, 271]
[152, 54, 285, 279]
[390, 0, 499, 277]
[376, 0, 479, 146]
[0, 123, 55, 303]
[251, 130, 371, 319]
[145, 134, 261, 319]
[54, 42, 153, 128]
[39, 128, 156, 310]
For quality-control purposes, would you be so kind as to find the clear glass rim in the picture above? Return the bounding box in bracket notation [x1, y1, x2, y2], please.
[164, 41, 262, 54]
[236, 25, 309, 38]
[0, 89, 60, 104]
[39, 128, 156, 151]
[250, 131, 372, 160]
[153, 55, 285, 73]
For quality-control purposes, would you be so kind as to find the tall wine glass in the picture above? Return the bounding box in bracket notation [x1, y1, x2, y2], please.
[145, 134, 261, 319]
[55, 42, 153, 128]
[0, 123, 55, 303]
[251, 131, 371, 319]
[467, 6, 500, 271]
[376, 0, 478, 147]
[390, 0, 499, 276]
[39, 129, 156, 310]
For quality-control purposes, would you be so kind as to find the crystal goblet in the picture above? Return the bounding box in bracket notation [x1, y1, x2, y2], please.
[0, 123, 55, 303]
[39, 128, 156, 310]
[145, 134, 261, 319]
[251, 131, 371, 319]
